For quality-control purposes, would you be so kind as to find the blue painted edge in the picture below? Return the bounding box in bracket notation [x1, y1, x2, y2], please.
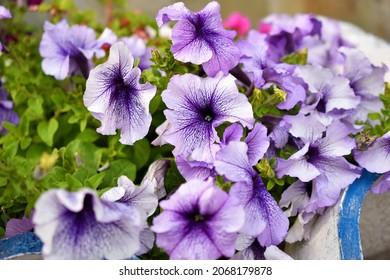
[0, 231, 42, 259]
[338, 169, 381, 260]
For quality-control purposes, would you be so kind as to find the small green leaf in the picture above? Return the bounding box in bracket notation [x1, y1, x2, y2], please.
[0, 177, 7, 187]
[65, 174, 84, 190]
[101, 159, 137, 188]
[85, 173, 105, 189]
[20, 137, 32, 150]
[37, 118, 59, 146]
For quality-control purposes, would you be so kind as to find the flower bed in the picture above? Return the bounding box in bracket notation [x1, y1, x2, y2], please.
[0, 1, 389, 260]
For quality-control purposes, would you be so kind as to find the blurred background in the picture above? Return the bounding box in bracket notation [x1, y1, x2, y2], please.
[75, 0, 390, 41]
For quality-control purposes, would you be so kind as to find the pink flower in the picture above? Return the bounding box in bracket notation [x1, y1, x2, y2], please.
[223, 12, 251, 37]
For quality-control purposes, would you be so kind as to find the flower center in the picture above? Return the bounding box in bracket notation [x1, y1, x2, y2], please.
[194, 214, 205, 222]
[204, 115, 213, 122]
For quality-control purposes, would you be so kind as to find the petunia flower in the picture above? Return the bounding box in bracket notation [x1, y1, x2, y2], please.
[101, 175, 158, 217]
[371, 172, 390, 194]
[354, 131, 390, 175]
[161, 72, 254, 160]
[3, 215, 34, 239]
[152, 178, 245, 260]
[121, 35, 152, 70]
[232, 234, 293, 260]
[214, 141, 289, 247]
[156, 1, 240, 76]
[33, 188, 144, 259]
[0, 82, 19, 134]
[101, 175, 158, 256]
[0, 5, 11, 51]
[223, 12, 251, 37]
[39, 19, 117, 80]
[295, 64, 360, 126]
[338, 47, 388, 125]
[84, 42, 156, 145]
[276, 120, 361, 211]
[238, 30, 306, 110]
[0, 5, 11, 19]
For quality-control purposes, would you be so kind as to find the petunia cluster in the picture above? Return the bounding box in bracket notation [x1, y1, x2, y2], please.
[2, 0, 389, 261]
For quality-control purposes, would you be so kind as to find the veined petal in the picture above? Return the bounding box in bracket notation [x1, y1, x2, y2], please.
[276, 143, 321, 182]
[371, 172, 390, 194]
[244, 123, 270, 166]
[171, 19, 213, 64]
[354, 131, 390, 173]
[41, 56, 70, 81]
[214, 141, 254, 183]
[156, 2, 191, 27]
[222, 123, 244, 145]
[202, 35, 241, 76]
[101, 175, 158, 217]
[232, 176, 289, 246]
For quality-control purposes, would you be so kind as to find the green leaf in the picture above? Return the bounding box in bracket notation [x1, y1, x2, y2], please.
[65, 174, 84, 190]
[20, 137, 32, 150]
[0, 177, 7, 187]
[37, 118, 59, 147]
[130, 139, 151, 169]
[1, 122, 17, 134]
[3, 141, 19, 158]
[85, 173, 105, 189]
[101, 159, 137, 188]
[368, 112, 382, 121]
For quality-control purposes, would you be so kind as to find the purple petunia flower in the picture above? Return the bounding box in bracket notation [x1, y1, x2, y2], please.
[354, 131, 390, 174]
[156, 1, 240, 76]
[0, 5, 11, 51]
[151, 178, 245, 260]
[338, 47, 387, 125]
[238, 30, 306, 110]
[121, 35, 152, 70]
[232, 234, 293, 260]
[276, 120, 361, 211]
[0, 6, 11, 19]
[0, 82, 19, 134]
[101, 175, 158, 256]
[33, 188, 144, 259]
[3, 215, 34, 239]
[214, 141, 289, 247]
[371, 172, 390, 194]
[295, 64, 360, 126]
[39, 19, 117, 80]
[161, 72, 254, 160]
[84, 42, 156, 145]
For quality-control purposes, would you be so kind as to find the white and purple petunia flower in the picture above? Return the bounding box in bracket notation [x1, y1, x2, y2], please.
[161, 72, 254, 160]
[39, 19, 117, 80]
[214, 141, 289, 247]
[232, 234, 293, 260]
[276, 119, 361, 211]
[156, 1, 240, 76]
[84, 42, 156, 145]
[152, 178, 245, 260]
[295, 64, 360, 126]
[33, 188, 145, 259]
[101, 175, 159, 255]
